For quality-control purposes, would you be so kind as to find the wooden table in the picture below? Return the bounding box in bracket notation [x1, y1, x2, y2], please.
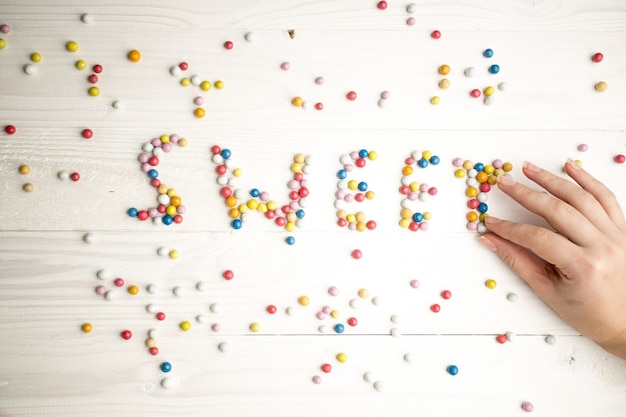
[1, 1, 625, 416]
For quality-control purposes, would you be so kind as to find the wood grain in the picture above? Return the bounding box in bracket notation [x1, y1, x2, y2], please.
[1, 1, 625, 416]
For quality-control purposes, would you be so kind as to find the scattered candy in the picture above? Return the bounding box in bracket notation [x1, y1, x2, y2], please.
[431, 30, 441, 39]
[595, 81, 608, 92]
[447, 365, 459, 376]
[224, 41, 234, 50]
[5, 125, 16, 135]
[160, 362, 172, 373]
[507, 292, 519, 302]
[80, 14, 93, 24]
[280, 61, 291, 71]
[18, 165, 30, 175]
[66, 41, 79, 52]
[23, 64, 36, 75]
[521, 401, 534, 412]
[377, 1, 387, 10]
[483, 48, 494, 58]
[615, 154, 625, 164]
[351, 249, 362, 259]
[577, 143, 588, 152]
[70, 172, 80, 182]
[591, 52, 603, 63]
[121, 330, 132, 340]
[82, 232, 95, 243]
[485, 279, 497, 289]
[22, 183, 34, 192]
[544, 335, 557, 345]
[127, 49, 141, 62]
[81, 323, 93, 333]
[30, 52, 42, 63]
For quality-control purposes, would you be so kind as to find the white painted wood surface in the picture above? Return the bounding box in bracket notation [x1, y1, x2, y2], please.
[1, 1, 625, 416]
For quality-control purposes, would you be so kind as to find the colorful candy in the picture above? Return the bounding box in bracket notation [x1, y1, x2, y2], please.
[399, 150, 439, 231]
[336, 149, 377, 231]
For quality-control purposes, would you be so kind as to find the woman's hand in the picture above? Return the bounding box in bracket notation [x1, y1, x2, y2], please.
[479, 159, 626, 360]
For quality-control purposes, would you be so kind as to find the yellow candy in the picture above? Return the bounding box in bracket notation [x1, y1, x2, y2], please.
[485, 279, 497, 289]
[285, 222, 296, 232]
[454, 169, 465, 178]
[298, 296, 310, 306]
[423, 212, 432, 221]
[479, 213, 489, 222]
[348, 180, 358, 190]
[30, 52, 42, 62]
[574, 159, 583, 167]
[214, 80, 224, 89]
[233, 168, 243, 177]
[180, 321, 191, 331]
[88, 87, 100, 96]
[75, 59, 87, 70]
[484, 165, 495, 175]
[160, 134, 170, 143]
[291, 162, 302, 173]
[245, 199, 257, 210]
[438, 64, 450, 75]
[401, 208, 412, 219]
[249, 322, 260, 332]
[0, 39, 6, 49]
[399, 218, 411, 228]
[355, 211, 366, 222]
[356, 222, 366, 232]
[266, 200, 277, 211]
[336, 209, 347, 219]
[292, 96, 304, 107]
[422, 151, 432, 160]
[180, 78, 191, 87]
[19, 165, 30, 175]
[502, 162, 513, 172]
[66, 41, 79, 52]
[330, 310, 340, 319]
[166, 205, 177, 216]
[439, 78, 450, 89]
[336, 353, 348, 363]
[368, 150, 378, 160]
[484, 86, 495, 96]
[200, 81, 212, 91]
[238, 204, 248, 214]
[365, 191, 375, 200]
[430, 96, 440, 105]
[409, 182, 420, 192]
[81, 323, 93, 333]
[358, 288, 370, 298]
[257, 203, 267, 213]
[346, 214, 356, 223]
[168, 249, 179, 259]
[166, 188, 177, 197]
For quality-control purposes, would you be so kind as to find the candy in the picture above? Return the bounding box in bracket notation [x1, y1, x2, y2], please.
[615, 154, 625, 164]
[521, 401, 534, 412]
[595, 81, 608, 92]
[81, 323, 93, 333]
[447, 365, 459, 375]
[127, 49, 141, 62]
[591, 52, 603, 63]
[224, 41, 234, 50]
[66, 41, 79, 52]
[377, 1, 387, 10]
[431, 30, 441, 39]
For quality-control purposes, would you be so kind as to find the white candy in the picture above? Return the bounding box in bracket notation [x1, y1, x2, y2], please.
[484, 96, 495, 106]
[142, 143, 154, 152]
[363, 372, 375, 383]
[390, 328, 401, 338]
[390, 314, 400, 324]
[172, 286, 182, 296]
[190, 75, 201, 85]
[161, 377, 179, 389]
[147, 284, 158, 294]
[210, 303, 220, 313]
[157, 247, 168, 257]
[373, 381, 384, 392]
[23, 64, 36, 75]
[464, 67, 476, 77]
[146, 304, 157, 313]
[218, 342, 229, 353]
[148, 328, 158, 338]
[170, 65, 181, 76]
[404, 353, 414, 363]
[96, 269, 112, 280]
[80, 13, 93, 24]
[196, 281, 207, 291]
[244, 32, 256, 42]
[57, 170, 70, 180]
[196, 314, 206, 323]
[406, 3, 417, 13]
[104, 291, 116, 301]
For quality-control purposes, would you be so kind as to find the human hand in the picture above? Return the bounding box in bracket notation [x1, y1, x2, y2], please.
[479, 159, 626, 360]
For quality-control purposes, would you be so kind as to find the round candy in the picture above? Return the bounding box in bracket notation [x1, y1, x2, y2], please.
[351, 249, 362, 259]
[285, 236, 296, 245]
[160, 362, 172, 373]
[81, 323, 93, 333]
[485, 279, 497, 289]
[88, 87, 100, 96]
[0, 24, 10, 33]
[447, 365, 459, 375]
[431, 30, 441, 39]
[346, 91, 357, 101]
[224, 41, 234, 50]
[0, 39, 6, 49]
[614, 154, 625, 164]
[70, 172, 80, 181]
[595, 81, 608, 92]
[430, 96, 440, 105]
[591, 52, 603, 63]
[488, 64, 500, 74]
[223, 269, 234, 280]
[377, 1, 387, 10]
[82, 128, 93, 139]
[66, 41, 79, 52]
[121, 330, 132, 340]
[180, 321, 191, 331]
[521, 401, 534, 412]
[30, 52, 42, 62]
[438, 64, 450, 75]
[127, 49, 141, 62]
[5, 125, 16, 135]
[430, 303, 441, 313]
[249, 322, 260, 332]
[19, 165, 30, 175]
[483, 48, 494, 58]
[334, 324, 345, 333]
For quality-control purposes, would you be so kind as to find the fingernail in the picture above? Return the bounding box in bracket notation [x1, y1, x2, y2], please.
[522, 160, 542, 173]
[566, 157, 582, 171]
[497, 175, 515, 186]
[478, 236, 498, 252]
[484, 216, 501, 225]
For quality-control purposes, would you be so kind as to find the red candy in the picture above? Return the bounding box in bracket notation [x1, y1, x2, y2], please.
[223, 270, 234, 280]
[615, 154, 625, 164]
[275, 217, 286, 227]
[156, 312, 166, 321]
[114, 278, 125, 287]
[351, 249, 362, 259]
[121, 330, 132, 340]
[315, 102, 324, 111]
[211, 145, 221, 154]
[81, 129, 93, 139]
[220, 187, 232, 198]
[70, 172, 80, 181]
[355, 158, 366, 168]
[150, 179, 161, 188]
[441, 290, 452, 300]
[5, 125, 16, 135]
[88, 74, 98, 84]
[346, 91, 357, 101]
[137, 210, 149, 221]
[495, 334, 507, 344]
[266, 305, 277, 314]
[592, 52, 604, 63]
[321, 363, 332, 373]
[366, 220, 377, 230]
[430, 303, 441, 313]
[347, 317, 358, 326]
[377, 1, 387, 10]
[92, 64, 103, 73]
[224, 41, 234, 50]
[173, 215, 183, 224]
[470, 89, 481, 98]
[431, 30, 441, 39]
[149, 347, 159, 355]
[216, 165, 227, 175]
[179, 62, 188, 71]
[148, 156, 159, 166]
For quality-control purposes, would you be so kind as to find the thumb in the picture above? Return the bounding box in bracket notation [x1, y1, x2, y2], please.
[479, 233, 556, 301]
